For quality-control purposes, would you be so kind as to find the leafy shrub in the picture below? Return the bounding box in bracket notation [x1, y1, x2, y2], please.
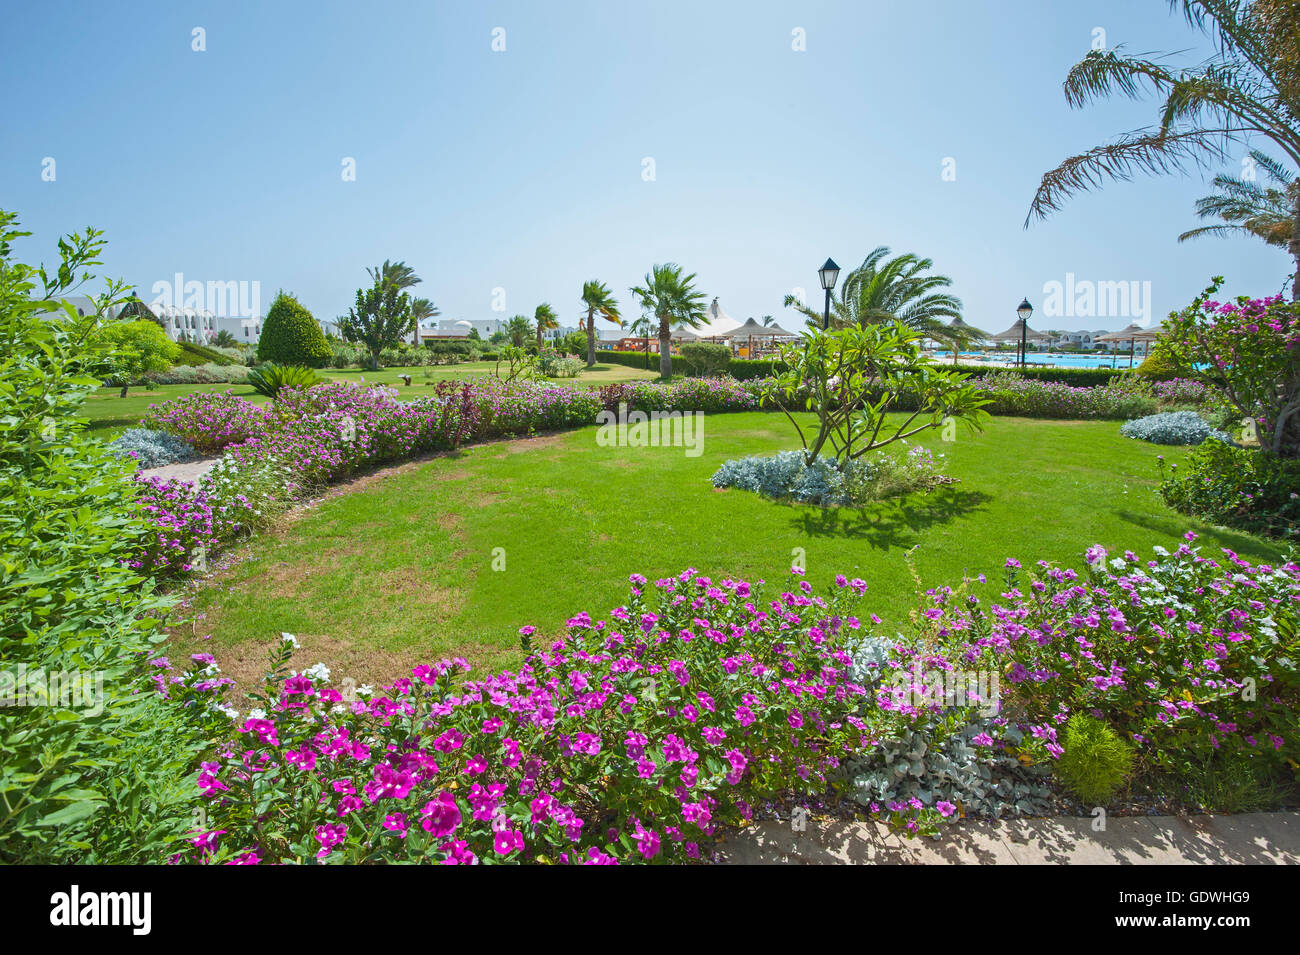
[1159, 440, 1300, 539]
[1054, 714, 1135, 805]
[1120, 411, 1233, 446]
[257, 291, 330, 367]
[108, 428, 200, 468]
[711, 445, 946, 507]
[246, 363, 323, 398]
[91, 318, 180, 395]
[0, 211, 207, 863]
[1136, 343, 1183, 381]
[166, 569, 874, 863]
[678, 341, 731, 377]
[1151, 377, 1211, 406]
[539, 352, 583, 378]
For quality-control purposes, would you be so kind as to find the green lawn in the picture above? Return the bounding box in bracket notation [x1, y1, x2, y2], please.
[80, 361, 659, 438]
[170, 412, 1284, 695]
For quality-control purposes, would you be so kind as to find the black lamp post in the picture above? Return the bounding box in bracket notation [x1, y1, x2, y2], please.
[818, 258, 840, 330]
[1016, 297, 1033, 369]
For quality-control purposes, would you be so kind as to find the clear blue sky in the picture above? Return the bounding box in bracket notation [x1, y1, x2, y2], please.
[2, 0, 1292, 333]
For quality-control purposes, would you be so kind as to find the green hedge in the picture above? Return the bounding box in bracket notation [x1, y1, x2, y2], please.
[174, 340, 236, 367]
[595, 349, 656, 371]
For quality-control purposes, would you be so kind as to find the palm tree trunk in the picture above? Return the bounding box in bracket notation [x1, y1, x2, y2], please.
[658, 315, 672, 379]
[586, 313, 596, 367]
[1291, 189, 1300, 301]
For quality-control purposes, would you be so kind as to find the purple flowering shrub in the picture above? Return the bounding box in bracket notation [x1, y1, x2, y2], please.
[142, 390, 269, 452]
[977, 373, 1158, 419]
[598, 378, 767, 415]
[168, 570, 877, 864]
[1151, 377, 1212, 407]
[907, 538, 1299, 773]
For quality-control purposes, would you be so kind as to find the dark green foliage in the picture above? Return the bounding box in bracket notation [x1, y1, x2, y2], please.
[1160, 440, 1300, 539]
[1055, 714, 1135, 805]
[257, 291, 330, 367]
[678, 341, 731, 377]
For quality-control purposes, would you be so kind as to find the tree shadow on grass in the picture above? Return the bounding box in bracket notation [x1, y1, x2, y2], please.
[1115, 509, 1286, 563]
[787, 486, 992, 549]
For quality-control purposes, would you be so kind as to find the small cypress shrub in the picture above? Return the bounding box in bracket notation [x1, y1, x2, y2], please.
[257, 291, 331, 367]
[1055, 714, 1135, 805]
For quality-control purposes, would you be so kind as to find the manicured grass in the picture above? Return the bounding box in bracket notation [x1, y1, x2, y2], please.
[79, 362, 659, 438]
[171, 412, 1285, 694]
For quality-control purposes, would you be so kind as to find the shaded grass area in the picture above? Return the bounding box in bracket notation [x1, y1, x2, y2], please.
[169, 413, 1285, 695]
[77, 361, 657, 439]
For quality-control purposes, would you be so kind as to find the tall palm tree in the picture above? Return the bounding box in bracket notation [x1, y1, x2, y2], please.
[1179, 148, 1296, 247]
[629, 263, 708, 379]
[534, 302, 559, 352]
[580, 279, 622, 367]
[366, 260, 424, 343]
[409, 296, 439, 345]
[1027, 1, 1300, 298]
[782, 246, 976, 347]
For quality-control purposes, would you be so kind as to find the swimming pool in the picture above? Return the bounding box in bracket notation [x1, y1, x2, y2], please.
[932, 351, 1145, 368]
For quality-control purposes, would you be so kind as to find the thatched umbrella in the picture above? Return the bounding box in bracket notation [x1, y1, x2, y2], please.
[988, 318, 1049, 367]
[1097, 323, 1162, 369]
[719, 317, 802, 358]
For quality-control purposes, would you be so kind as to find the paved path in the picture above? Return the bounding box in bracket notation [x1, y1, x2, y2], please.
[137, 456, 221, 484]
[716, 813, 1299, 864]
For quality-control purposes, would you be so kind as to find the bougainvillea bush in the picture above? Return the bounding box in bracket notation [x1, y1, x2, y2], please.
[1162, 280, 1300, 458]
[168, 570, 878, 864]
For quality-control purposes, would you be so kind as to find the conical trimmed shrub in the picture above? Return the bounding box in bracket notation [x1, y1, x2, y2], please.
[257, 291, 331, 367]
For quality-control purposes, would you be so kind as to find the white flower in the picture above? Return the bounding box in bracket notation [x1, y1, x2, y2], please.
[280, 632, 300, 648]
[248, 707, 266, 720]
[303, 662, 331, 683]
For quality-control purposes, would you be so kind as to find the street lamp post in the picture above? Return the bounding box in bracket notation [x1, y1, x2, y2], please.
[818, 259, 840, 331]
[1016, 297, 1033, 369]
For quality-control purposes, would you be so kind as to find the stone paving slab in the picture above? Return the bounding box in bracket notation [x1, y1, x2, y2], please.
[716, 813, 1300, 865]
[137, 456, 221, 484]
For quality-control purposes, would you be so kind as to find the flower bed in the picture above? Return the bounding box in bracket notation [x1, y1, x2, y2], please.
[169, 570, 874, 864]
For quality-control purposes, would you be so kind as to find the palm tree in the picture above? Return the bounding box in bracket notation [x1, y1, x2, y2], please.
[580, 280, 622, 367]
[365, 260, 425, 343]
[761, 314, 775, 326]
[1179, 148, 1295, 247]
[505, 314, 534, 348]
[409, 297, 439, 346]
[534, 302, 559, 352]
[1027, 1, 1300, 298]
[213, 329, 239, 348]
[783, 246, 975, 346]
[629, 263, 708, 379]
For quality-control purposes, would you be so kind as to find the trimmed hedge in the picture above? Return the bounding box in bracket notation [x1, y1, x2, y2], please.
[174, 340, 236, 367]
[257, 291, 331, 367]
[594, 349, 656, 371]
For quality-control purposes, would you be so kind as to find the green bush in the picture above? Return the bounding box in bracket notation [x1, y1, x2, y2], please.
[678, 341, 731, 377]
[1159, 440, 1300, 539]
[257, 291, 330, 367]
[1054, 714, 1135, 805]
[0, 210, 207, 862]
[246, 362, 322, 398]
[90, 318, 180, 395]
[1135, 343, 1182, 380]
[595, 349, 657, 371]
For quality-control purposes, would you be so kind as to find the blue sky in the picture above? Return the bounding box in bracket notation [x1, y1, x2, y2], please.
[2, 0, 1292, 333]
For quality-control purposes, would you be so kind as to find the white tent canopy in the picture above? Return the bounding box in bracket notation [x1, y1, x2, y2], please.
[695, 297, 741, 337]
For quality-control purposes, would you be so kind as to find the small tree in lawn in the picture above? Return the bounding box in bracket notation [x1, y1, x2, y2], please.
[764, 323, 989, 468]
[630, 263, 707, 379]
[339, 270, 415, 370]
[580, 280, 622, 367]
[92, 318, 180, 396]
